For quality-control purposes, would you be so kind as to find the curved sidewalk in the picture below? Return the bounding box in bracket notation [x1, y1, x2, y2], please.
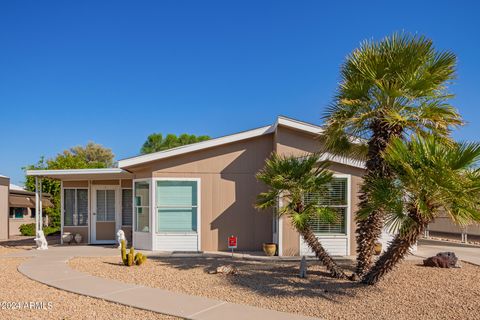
[12, 247, 319, 320]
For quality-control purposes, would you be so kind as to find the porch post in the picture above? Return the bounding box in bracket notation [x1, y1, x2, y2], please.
[35, 177, 39, 235]
[39, 178, 43, 231]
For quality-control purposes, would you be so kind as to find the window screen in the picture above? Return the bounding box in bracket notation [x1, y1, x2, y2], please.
[156, 181, 198, 233]
[96, 189, 116, 222]
[304, 178, 348, 234]
[122, 189, 132, 226]
[64, 189, 88, 226]
[135, 181, 150, 232]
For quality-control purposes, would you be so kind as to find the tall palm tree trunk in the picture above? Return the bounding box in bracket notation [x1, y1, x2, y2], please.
[362, 209, 429, 285]
[301, 226, 348, 279]
[355, 121, 402, 276]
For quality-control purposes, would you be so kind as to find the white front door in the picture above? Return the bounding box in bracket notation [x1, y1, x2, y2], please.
[91, 185, 120, 244]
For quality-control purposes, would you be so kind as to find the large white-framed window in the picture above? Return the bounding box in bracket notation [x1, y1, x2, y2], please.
[304, 176, 349, 235]
[155, 180, 199, 233]
[134, 180, 150, 232]
[64, 188, 88, 226]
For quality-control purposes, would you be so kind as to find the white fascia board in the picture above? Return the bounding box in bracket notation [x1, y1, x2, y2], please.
[319, 153, 365, 169]
[118, 125, 275, 168]
[26, 168, 128, 176]
[276, 116, 324, 135]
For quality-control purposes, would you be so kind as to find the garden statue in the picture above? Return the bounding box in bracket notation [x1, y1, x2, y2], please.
[117, 229, 127, 249]
[299, 256, 307, 278]
[34, 230, 48, 250]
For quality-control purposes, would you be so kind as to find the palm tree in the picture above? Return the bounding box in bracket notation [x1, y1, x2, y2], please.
[321, 33, 463, 276]
[361, 135, 480, 285]
[255, 153, 348, 279]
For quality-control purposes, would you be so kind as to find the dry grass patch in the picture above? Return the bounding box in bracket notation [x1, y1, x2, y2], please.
[0, 258, 179, 319]
[70, 255, 480, 320]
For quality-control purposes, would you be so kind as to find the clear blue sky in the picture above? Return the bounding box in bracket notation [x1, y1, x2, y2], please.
[1, 1, 479, 185]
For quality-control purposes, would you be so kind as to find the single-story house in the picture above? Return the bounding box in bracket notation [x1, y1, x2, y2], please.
[426, 213, 480, 242]
[8, 184, 53, 236]
[27, 116, 367, 256]
[0, 175, 53, 240]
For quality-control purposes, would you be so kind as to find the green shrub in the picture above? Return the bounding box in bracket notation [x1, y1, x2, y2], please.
[43, 226, 60, 236]
[19, 223, 36, 236]
[18, 224, 60, 236]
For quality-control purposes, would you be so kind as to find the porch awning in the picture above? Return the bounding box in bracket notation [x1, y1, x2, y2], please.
[25, 168, 132, 180]
[9, 194, 53, 208]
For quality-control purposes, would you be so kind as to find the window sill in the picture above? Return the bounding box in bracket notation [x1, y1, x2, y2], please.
[156, 232, 198, 235]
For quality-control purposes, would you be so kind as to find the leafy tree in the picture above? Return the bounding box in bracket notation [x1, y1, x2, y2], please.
[69, 142, 115, 167]
[24, 142, 114, 229]
[321, 33, 463, 276]
[140, 133, 210, 154]
[256, 153, 348, 279]
[361, 136, 480, 285]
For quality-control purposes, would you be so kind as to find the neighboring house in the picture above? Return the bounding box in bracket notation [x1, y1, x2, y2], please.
[0, 176, 53, 239]
[8, 183, 53, 236]
[27, 116, 367, 256]
[0, 175, 9, 240]
[427, 213, 480, 242]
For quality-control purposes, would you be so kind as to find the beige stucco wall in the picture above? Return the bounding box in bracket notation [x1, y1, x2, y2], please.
[9, 217, 35, 236]
[275, 126, 364, 256]
[0, 176, 9, 240]
[126, 135, 275, 251]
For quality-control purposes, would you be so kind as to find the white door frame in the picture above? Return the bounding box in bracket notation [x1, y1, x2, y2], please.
[91, 185, 121, 244]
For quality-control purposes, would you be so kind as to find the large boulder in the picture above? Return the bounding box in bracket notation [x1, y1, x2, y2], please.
[423, 251, 459, 268]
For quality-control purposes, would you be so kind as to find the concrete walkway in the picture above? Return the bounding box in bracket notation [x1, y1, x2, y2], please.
[8, 246, 319, 320]
[416, 239, 480, 265]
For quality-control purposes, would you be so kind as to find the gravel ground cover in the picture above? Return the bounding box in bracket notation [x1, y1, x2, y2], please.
[70, 255, 480, 320]
[0, 258, 179, 319]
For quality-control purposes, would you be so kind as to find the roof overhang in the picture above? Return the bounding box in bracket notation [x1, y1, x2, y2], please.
[117, 115, 366, 169]
[319, 153, 365, 169]
[25, 168, 132, 181]
[118, 125, 275, 168]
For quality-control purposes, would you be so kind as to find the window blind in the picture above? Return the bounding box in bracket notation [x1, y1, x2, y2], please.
[64, 189, 88, 226]
[304, 178, 348, 235]
[156, 181, 198, 233]
[122, 189, 133, 226]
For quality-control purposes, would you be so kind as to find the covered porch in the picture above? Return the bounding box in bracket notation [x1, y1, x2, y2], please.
[26, 169, 134, 245]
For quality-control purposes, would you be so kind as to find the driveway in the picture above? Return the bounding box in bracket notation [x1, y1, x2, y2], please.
[416, 239, 480, 265]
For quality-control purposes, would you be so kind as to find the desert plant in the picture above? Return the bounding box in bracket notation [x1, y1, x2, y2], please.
[121, 239, 127, 265]
[127, 247, 134, 266]
[256, 152, 348, 279]
[322, 33, 463, 276]
[134, 252, 147, 265]
[120, 242, 147, 267]
[361, 136, 480, 285]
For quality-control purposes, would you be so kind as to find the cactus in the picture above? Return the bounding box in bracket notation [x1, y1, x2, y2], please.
[134, 252, 147, 265]
[127, 252, 134, 266]
[121, 240, 127, 265]
[120, 241, 147, 267]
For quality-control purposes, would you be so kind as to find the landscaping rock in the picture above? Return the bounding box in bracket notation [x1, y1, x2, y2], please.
[423, 251, 459, 268]
[208, 264, 238, 275]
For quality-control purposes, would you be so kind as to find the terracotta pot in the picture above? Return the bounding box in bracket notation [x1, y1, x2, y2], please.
[374, 242, 382, 255]
[263, 243, 277, 256]
[74, 233, 82, 244]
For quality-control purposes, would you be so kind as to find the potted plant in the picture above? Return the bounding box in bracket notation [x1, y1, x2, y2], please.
[374, 242, 382, 255]
[262, 243, 277, 256]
